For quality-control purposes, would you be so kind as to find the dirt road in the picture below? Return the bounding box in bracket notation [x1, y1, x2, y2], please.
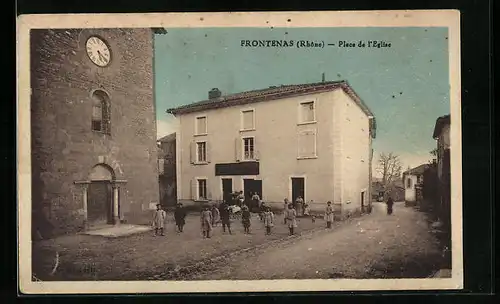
[191, 202, 444, 280]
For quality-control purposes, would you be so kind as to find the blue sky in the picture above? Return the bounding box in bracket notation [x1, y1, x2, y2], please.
[153, 27, 450, 172]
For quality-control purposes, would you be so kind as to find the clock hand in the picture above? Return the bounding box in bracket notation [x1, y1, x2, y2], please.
[97, 50, 106, 62]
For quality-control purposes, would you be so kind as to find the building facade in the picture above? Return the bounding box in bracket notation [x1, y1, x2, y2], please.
[167, 81, 376, 215]
[158, 133, 177, 207]
[403, 164, 429, 206]
[433, 115, 451, 225]
[30, 28, 160, 237]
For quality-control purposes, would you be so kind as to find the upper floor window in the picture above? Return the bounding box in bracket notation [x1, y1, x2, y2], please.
[241, 109, 255, 131]
[197, 141, 207, 163]
[91, 90, 111, 134]
[297, 130, 317, 159]
[299, 101, 316, 124]
[243, 137, 255, 160]
[195, 116, 207, 135]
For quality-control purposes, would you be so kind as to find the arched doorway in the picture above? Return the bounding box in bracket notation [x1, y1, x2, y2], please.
[87, 164, 115, 226]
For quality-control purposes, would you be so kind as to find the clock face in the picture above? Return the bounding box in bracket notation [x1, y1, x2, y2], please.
[86, 36, 111, 67]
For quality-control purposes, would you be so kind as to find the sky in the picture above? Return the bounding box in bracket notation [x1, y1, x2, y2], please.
[153, 27, 450, 175]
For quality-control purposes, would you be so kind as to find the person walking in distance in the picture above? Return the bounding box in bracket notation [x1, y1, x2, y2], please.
[325, 201, 334, 228]
[219, 201, 232, 234]
[386, 196, 394, 215]
[152, 204, 167, 236]
[174, 202, 187, 233]
[241, 205, 251, 234]
[200, 205, 213, 238]
[263, 206, 275, 235]
[285, 203, 298, 236]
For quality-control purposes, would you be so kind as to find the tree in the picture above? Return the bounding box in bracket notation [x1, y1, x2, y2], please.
[376, 152, 403, 187]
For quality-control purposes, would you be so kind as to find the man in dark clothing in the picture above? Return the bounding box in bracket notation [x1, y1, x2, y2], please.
[219, 201, 232, 234]
[386, 196, 394, 215]
[174, 203, 187, 232]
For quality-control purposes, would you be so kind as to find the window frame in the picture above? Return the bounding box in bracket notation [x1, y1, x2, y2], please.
[298, 99, 317, 125]
[194, 115, 208, 136]
[241, 136, 256, 161]
[240, 108, 256, 132]
[297, 129, 318, 160]
[196, 178, 208, 201]
[195, 141, 208, 163]
[90, 89, 111, 135]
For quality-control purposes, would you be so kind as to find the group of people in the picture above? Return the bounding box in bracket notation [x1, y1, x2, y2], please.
[200, 201, 276, 238]
[152, 197, 346, 238]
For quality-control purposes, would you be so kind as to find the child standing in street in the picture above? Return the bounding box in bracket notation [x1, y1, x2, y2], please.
[200, 205, 213, 238]
[284, 203, 297, 235]
[241, 205, 251, 234]
[325, 201, 334, 228]
[152, 204, 167, 236]
[219, 201, 232, 234]
[263, 207, 274, 235]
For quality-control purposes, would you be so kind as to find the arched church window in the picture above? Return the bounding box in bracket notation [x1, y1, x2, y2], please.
[91, 90, 111, 134]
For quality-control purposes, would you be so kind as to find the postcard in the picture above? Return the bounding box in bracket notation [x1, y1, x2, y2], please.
[17, 10, 462, 294]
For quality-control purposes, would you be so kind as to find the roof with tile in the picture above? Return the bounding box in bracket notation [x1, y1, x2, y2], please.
[166, 80, 375, 118]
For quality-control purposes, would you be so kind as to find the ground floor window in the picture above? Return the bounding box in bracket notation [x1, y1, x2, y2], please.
[197, 179, 207, 200]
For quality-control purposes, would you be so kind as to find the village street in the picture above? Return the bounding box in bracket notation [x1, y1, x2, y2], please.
[33, 201, 446, 281]
[188, 201, 445, 280]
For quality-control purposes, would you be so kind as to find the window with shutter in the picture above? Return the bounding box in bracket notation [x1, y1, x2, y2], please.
[298, 130, 317, 159]
[196, 141, 207, 162]
[235, 137, 241, 161]
[241, 110, 255, 131]
[195, 116, 207, 135]
[242, 137, 255, 160]
[197, 179, 207, 200]
[299, 101, 316, 124]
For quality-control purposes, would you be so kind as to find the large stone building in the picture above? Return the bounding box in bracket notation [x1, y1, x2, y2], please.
[30, 28, 160, 237]
[167, 81, 376, 216]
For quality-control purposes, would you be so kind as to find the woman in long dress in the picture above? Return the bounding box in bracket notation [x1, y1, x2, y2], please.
[284, 203, 297, 235]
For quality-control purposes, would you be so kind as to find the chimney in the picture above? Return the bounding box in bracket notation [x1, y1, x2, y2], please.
[322, 72, 325, 82]
[209, 88, 221, 99]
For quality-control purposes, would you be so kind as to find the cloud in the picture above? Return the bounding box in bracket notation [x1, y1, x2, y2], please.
[156, 118, 179, 139]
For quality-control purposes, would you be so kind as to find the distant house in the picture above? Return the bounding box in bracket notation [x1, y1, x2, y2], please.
[402, 164, 429, 206]
[157, 133, 177, 207]
[433, 114, 451, 224]
[372, 178, 405, 202]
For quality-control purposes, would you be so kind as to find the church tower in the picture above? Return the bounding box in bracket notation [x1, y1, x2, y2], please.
[30, 28, 160, 237]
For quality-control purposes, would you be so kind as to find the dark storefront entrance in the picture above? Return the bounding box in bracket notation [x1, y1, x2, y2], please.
[243, 179, 263, 200]
[221, 178, 233, 203]
[291, 177, 305, 203]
